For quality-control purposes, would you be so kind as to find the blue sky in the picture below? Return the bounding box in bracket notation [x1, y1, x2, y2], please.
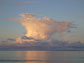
[0, 0, 84, 43]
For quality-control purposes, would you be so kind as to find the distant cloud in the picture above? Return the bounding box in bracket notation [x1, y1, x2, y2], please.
[1, 38, 15, 43]
[0, 40, 84, 51]
[16, 1, 32, 6]
[8, 18, 18, 21]
[7, 38, 16, 41]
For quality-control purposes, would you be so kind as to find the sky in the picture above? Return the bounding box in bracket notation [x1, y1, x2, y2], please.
[0, 0, 84, 44]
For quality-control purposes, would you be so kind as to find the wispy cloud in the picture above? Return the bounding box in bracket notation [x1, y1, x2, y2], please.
[16, 1, 32, 6]
[8, 18, 18, 21]
[7, 38, 16, 41]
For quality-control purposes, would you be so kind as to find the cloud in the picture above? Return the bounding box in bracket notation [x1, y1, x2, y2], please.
[8, 18, 18, 21]
[9, 13, 72, 43]
[16, 1, 32, 6]
[7, 38, 16, 41]
[0, 40, 84, 51]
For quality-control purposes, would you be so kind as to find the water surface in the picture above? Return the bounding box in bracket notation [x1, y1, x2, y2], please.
[0, 51, 84, 63]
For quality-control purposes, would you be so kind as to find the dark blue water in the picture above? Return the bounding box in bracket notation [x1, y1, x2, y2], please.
[0, 51, 84, 63]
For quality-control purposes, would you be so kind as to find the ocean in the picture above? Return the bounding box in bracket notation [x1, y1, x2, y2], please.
[0, 51, 84, 63]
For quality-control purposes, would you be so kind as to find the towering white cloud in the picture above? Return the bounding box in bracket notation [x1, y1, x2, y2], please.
[9, 13, 72, 43]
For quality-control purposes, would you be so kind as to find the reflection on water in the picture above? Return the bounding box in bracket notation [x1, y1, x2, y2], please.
[0, 51, 84, 63]
[25, 51, 47, 61]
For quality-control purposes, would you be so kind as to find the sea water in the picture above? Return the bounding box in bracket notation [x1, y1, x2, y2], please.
[0, 51, 84, 63]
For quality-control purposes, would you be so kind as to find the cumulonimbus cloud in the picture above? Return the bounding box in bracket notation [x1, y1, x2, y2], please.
[9, 13, 72, 43]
